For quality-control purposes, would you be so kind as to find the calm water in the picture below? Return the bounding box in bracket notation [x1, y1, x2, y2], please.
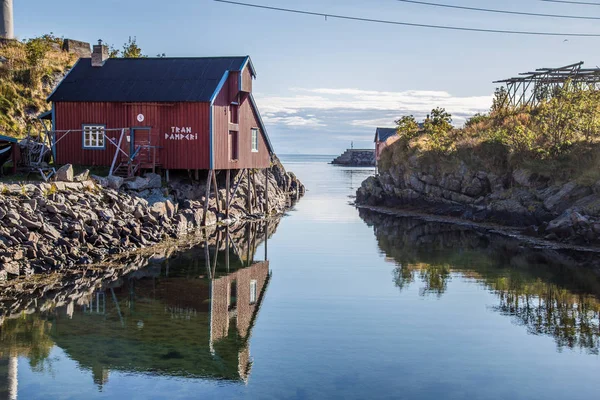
[1, 154, 600, 399]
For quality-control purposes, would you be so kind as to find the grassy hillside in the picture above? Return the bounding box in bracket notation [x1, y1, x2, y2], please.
[0, 35, 76, 138]
[381, 87, 600, 185]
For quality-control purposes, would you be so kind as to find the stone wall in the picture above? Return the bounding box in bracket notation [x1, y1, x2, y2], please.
[332, 149, 376, 167]
[62, 39, 91, 58]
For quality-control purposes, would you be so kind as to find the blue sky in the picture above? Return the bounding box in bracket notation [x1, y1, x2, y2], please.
[18, 0, 600, 154]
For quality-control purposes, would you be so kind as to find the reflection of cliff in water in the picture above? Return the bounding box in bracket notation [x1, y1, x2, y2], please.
[0, 220, 277, 392]
[359, 209, 600, 354]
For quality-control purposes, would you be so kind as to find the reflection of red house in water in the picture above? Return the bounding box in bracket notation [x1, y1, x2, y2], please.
[37, 226, 272, 386]
[211, 261, 270, 342]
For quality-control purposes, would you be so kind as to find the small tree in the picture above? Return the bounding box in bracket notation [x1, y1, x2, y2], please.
[424, 107, 452, 134]
[395, 115, 420, 139]
[491, 87, 509, 115]
[25, 38, 50, 68]
[122, 36, 145, 58]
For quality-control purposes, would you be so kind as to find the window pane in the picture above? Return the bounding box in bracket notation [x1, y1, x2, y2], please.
[83, 126, 105, 148]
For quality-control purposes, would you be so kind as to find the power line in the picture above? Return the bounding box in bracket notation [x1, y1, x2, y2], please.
[213, 0, 600, 37]
[540, 0, 600, 5]
[396, 0, 600, 20]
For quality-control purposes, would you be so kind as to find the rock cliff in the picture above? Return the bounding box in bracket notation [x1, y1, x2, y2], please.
[357, 145, 600, 247]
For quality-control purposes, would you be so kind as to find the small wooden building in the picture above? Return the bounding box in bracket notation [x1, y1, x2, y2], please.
[48, 44, 273, 176]
[374, 127, 398, 163]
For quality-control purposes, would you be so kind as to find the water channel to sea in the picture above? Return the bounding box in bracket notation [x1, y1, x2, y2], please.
[1, 154, 599, 399]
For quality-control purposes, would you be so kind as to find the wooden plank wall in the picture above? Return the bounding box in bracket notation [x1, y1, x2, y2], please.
[54, 102, 211, 169]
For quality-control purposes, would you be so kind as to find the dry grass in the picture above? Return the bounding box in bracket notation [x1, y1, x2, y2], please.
[0, 40, 76, 138]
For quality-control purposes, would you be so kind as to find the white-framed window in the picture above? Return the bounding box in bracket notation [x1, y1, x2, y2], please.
[250, 280, 257, 304]
[83, 125, 105, 149]
[251, 128, 259, 152]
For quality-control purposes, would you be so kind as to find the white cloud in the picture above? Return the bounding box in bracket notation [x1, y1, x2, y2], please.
[254, 87, 493, 153]
[256, 88, 491, 118]
[262, 114, 326, 127]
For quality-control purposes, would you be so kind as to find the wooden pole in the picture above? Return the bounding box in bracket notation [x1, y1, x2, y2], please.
[264, 168, 269, 216]
[212, 170, 221, 214]
[202, 170, 213, 226]
[245, 223, 251, 267]
[252, 170, 258, 211]
[225, 226, 230, 273]
[226, 169, 231, 219]
[166, 169, 170, 183]
[247, 169, 252, 214]
[109, 128, 126, 176]
[264, 220, 268, 261]
[204, 238, 211, 279]
[152, 147, 156, 174]
[212, 230, 221, 278]
[228, 169, 245, 208]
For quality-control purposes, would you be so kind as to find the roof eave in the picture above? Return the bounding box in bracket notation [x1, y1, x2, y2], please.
[47, 58, 82, 103]
[249, 94, 273, 154]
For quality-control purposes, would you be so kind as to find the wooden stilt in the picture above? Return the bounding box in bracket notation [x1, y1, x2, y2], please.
[166, 169, 170, 183]
[225, 226, 230, 273]
[212, 170, 221, 214]
[264, 168, 269, 216]
[225, 169, 231, 219]
[204, 238, 211, 279]
[251, 221, 258, 264]
[228, 169, 245, 208]
[247, 169, 252, 214]
[212, 230, 221, 278]
[264, 220, 268, 261]
[195, 169, 199, 181]
[245, 223, 251, 267]
[252, 170, 258, 211]
[202, 170, 213, 226]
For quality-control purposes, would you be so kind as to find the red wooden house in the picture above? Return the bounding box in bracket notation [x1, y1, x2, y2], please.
[48, 43, 273, 178]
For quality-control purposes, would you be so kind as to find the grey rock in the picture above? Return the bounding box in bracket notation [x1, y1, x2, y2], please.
[547, 211, 575, 237]
[56, 164, 74, 182]
[107, 175, 124, 190]
[544, 182, 578, 212]
[150, 202, 167, 219]
[144, 173, 162, 189]
[124, 176, 149, 191]
[74, 169, 90, 182]
[21, 217, 42, 230]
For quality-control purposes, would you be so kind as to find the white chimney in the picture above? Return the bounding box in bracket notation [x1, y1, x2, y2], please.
[92, 40, 108, 67]
[0, 0, 13, 39]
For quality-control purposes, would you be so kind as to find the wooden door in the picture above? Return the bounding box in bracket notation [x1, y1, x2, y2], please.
[131, 128, 152, 165]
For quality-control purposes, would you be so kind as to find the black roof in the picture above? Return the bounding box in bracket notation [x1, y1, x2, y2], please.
[375, 127, 397, 142]
[48, 56, 254, 102]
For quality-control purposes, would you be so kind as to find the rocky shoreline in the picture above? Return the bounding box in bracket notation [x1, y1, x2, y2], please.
[0, 158, 304, 280]
[0, 220, 273, 320]
[357, 156, 600, 248]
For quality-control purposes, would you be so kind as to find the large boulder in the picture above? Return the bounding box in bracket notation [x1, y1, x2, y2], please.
[144, 173, 162, 189]
[543, 182, 590, 213]
[55, 164, 74, 182]
[107, 175, 124, 190]
[124, 176, 149, 191]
